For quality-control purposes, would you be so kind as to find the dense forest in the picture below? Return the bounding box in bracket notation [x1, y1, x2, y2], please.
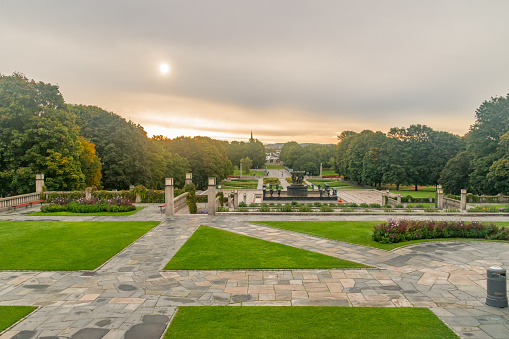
[0, 74, 265, 196]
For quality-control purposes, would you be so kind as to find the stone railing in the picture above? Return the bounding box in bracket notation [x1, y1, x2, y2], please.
[0, 192, 41, 211]
[443, 197, 461, 210]
[174, 192, 189, 213]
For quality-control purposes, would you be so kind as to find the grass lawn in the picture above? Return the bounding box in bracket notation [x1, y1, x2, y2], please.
[164, 307, 457, 339]
[321, 169, 337, 176]
[265, 164, 285, 169]
[0, 306, 37, 332]
[29, 206, 146, 216]
[220, 179, 258, 189]
[253, 221, 509, 251]
[234, 169, 264, 176]
[164, 226, 368, 270]
[0, 221, 160, 270]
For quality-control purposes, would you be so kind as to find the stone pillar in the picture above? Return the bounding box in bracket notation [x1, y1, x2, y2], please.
[85, 187, 92, 199]
[208, 177, 216, 216]
[35, 174, 45, 193]
[381, 193, 385, 206]
[397, 194, 401, 205]
[436, 188, 444, 210]
[135, 194, 141, 203]
[185, 173, 193, 185]
[243, 192, 247, 204]
[165, 178, 174, 217]
[233, 190, 239, 209]
[240, 163, 243, 178]
[460, 189, 467, 211]
[320, 163, 323, 178]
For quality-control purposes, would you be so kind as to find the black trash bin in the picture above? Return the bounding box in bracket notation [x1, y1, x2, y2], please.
[486, 266, 508, 308]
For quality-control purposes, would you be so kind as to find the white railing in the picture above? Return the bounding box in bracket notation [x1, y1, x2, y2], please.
[0, 192, 41, 211]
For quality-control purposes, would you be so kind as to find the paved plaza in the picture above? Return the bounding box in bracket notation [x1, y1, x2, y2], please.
[1, 207, 509, 338]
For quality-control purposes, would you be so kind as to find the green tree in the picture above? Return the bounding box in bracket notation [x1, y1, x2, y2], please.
[279, 142, 303, 168]
[0, 73, 86, 195]
[240, 157, 253, 174]
[439, 151, 472, 194]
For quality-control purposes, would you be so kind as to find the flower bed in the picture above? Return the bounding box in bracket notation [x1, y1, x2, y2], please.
[372, 219, 508, 244]
[40, 197, 136, 213]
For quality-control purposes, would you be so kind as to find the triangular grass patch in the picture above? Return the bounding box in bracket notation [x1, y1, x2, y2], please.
[164, 226, 369, 270]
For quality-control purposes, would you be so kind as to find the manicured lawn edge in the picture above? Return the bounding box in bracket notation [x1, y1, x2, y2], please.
[164, 226, 370, 270]
[0, 221, 160, 271]
[28, 206, 146, 216]
[164, 306, 458, 339]
[252, 221, 509, 251]
[0, 306, 38, 333]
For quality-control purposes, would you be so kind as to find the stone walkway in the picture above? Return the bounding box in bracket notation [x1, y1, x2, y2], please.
[1, 211, 509, 338]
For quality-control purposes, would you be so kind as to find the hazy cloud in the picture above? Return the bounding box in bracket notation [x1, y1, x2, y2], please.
[1, 1, 508, 143]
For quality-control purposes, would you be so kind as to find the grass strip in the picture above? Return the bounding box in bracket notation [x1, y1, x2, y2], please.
[29, 206, 146, 216]
[252, 221, 509, 251]
[0, 221, 159, 270]
[164, 306, 457, 339]
[164, 226, 368, 270]
[0, 306, 37, 332]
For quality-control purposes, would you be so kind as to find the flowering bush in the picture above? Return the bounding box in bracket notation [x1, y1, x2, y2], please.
[372, 219, 507, 244]
[41, 197, 135, 213]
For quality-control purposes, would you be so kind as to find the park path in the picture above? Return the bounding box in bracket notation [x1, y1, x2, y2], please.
[1, 211, 509, 338]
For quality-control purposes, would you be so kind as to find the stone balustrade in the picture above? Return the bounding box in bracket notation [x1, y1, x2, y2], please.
[0, 192, 41, 211]
[174, 192, 189, 213]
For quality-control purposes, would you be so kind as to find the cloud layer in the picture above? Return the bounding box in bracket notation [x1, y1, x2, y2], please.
[2, 1, 508, 143]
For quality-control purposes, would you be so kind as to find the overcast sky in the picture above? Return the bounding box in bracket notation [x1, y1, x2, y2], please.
[2, 1, 509, 144]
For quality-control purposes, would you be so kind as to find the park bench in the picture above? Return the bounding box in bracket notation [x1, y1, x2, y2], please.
[12, 200, 44, 211]
[12, 203, 31, 211]
[158, 203, 165, 212]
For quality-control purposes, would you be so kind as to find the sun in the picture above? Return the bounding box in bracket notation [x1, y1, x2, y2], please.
[159, 63, 170, 75]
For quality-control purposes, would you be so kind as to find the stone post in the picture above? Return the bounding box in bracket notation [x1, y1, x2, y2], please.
[135, 194, 141, 203]
[381, 193, 385, 206]
[499, 193, 505, 204]
[35, 174, 45, 193]
[208, 177, 216, 216]
[165, 178, 174, 217]
[185, 173, 193, 185]
[397, 194, 401, 205]
[436, 188, 444, 210]
[233, 190, 239, 209]
[243, 192, 247, 204]
[320, 163, 323, 178]
[240, 163, 243, 178]
[85, 187, 92, 199]
[460, 189, 467, 211]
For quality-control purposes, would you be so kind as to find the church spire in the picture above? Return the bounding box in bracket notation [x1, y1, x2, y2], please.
[249, 130, 254, 142]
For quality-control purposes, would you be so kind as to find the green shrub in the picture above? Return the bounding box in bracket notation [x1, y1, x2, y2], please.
[216, 206, 229, 212]
[258, 205, 271, 212]
[369, 203, 381, 208]
[314, 202, 322, 207]
[236, 207, 249, 212]
[395, 204, 404, 208]
[279, 204, 293, 212]
[238, 201, 247, 207]
[320, 205, 334, 212]
[298, 204, 312, 212]
[360, 203, 369, 208]
[196, 195, 208, 203]
[184, 184, 197, 214]
[291, 201, 299, 206]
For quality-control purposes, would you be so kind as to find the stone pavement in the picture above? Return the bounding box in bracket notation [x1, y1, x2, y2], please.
[1, 211, 509, 338]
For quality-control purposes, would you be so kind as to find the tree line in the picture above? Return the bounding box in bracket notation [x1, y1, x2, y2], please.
[277, 94, 509, 195]
[0, 74, 265, 196]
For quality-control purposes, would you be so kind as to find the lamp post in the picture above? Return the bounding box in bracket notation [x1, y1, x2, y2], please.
[208, 177, 216, 215]
[165, 178, 174, 217]
[185, 173, 193, 185]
